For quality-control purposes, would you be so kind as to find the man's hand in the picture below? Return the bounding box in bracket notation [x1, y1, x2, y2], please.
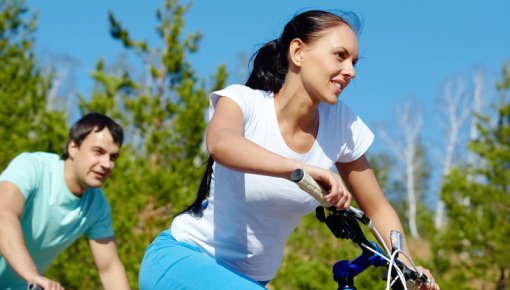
[30, 275, 64, 290]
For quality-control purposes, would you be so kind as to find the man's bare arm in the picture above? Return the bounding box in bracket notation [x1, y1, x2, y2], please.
[0, 181, 63, 289]
[89, 237, 130, 290]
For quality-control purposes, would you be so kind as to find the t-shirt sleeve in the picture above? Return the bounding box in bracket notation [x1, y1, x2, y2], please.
[85, 192, 114, 239]
[336, 104, 374, 163]
[208, 84, 254, 123]
[0, 152, 40, 199]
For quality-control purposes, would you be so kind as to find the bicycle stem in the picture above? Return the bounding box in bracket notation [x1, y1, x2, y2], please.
[333, 241, 387, 290]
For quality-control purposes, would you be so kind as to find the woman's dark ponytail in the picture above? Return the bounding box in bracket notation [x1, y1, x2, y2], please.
[245, 39, 288, 92]
[178, 156, 214, 217]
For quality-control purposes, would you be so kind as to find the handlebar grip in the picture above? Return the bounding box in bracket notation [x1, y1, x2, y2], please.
[290, 169, 333, 208]
[290, 169, 370, 222]
[28, 283, 42, 290]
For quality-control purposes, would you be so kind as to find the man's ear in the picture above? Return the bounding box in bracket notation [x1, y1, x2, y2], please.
[68, 141, 79, 159]
[289, 38, 305, 67]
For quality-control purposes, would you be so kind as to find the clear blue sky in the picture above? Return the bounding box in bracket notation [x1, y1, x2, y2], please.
[27, 0, 509, 137]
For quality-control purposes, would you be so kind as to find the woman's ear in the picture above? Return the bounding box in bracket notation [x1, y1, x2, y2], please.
[288, 38, 305, 67]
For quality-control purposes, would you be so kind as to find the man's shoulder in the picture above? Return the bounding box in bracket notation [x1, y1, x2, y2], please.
[16, 151, 60, 163]
[27, 151, 60, 160]
[2, 152, 60, 176]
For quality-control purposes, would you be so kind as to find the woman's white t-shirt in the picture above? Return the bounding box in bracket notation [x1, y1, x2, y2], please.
[171, 84, 374, 281]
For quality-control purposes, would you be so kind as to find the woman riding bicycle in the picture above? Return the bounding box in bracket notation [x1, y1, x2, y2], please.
[139, 9, 439, 290]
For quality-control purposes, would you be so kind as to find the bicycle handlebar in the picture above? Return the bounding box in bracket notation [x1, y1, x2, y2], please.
[290, 168, 333, 208]
[290, 169, 370, 224]
[291, 168, 430, 289]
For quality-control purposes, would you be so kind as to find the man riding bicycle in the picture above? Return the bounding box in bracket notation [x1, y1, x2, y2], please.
[0, 112, 130, 290]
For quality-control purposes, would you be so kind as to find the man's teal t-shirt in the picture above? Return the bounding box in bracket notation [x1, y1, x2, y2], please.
[0, 152, 114, 290]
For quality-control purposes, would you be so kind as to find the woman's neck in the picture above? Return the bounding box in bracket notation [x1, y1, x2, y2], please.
[274, 81, 319, 138]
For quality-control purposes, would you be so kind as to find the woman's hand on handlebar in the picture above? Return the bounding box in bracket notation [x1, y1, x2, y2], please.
[302, 165, 351, 210]
[415, 266, 440, 290]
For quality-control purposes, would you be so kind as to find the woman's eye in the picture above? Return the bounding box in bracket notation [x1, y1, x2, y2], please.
[336, 53, 345, 60]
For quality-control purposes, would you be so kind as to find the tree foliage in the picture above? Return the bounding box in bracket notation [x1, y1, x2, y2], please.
[0, 0, 67, 169]
[433, 63, 510, 289]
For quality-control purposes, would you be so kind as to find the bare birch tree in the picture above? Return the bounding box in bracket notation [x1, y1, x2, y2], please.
[379, 99, 423, 239]
[467, 69, 487, 167]
[40, 51, 80, 114]
[434, 69, 490, 230]
[434, 76, 471, 230]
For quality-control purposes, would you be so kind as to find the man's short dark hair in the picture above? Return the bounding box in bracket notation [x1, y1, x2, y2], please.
[62, 112, 124, 160]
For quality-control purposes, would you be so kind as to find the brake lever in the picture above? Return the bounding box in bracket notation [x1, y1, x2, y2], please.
[385, 259, 430, 288]
[315, 206, 372, 248]
[346, 206, 371, 226]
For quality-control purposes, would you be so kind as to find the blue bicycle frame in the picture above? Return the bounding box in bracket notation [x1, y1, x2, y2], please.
[333, 241, 387, 290]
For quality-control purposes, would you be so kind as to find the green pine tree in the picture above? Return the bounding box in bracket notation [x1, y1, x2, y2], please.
[0, 0, 67, 169]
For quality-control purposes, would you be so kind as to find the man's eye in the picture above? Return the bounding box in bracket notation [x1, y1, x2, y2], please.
[93, 149, 104, 155]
